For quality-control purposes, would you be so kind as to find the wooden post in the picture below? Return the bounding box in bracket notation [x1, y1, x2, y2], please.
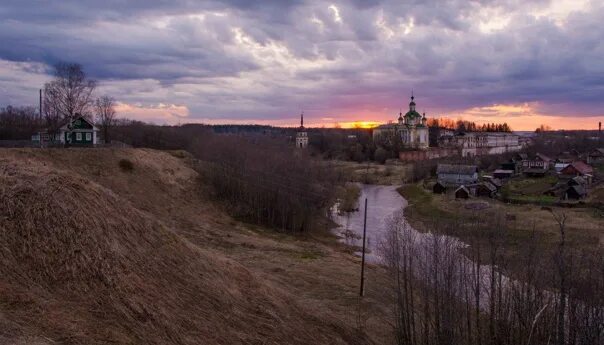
[360, 197, 368, 297]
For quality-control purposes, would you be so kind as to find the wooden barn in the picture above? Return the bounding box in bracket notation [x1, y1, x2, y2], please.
[565, 185, 587, 200]
[474, 182, 497, 198]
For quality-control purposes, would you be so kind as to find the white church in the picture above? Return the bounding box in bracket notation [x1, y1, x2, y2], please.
[373, 94, 429, 150]
[295, 112, 309, 148]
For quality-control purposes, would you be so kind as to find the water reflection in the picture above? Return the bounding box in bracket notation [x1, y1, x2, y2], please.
[331, 184, 406, 263]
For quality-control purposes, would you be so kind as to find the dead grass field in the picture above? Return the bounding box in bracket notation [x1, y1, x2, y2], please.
[330, 159, 412, 185]
[0, 148, 394, 345]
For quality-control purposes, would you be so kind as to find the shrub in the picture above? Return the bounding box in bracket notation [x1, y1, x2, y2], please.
[118, 158, 134, 172]
[374, 147, 388, 164]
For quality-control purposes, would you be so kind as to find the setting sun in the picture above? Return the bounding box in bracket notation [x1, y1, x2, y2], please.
[337, 121, 381, 129]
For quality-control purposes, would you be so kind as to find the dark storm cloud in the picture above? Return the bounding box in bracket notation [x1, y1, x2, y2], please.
[0, 0, 603, 124]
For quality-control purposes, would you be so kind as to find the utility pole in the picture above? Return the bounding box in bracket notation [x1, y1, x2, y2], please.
[39, 89, 42, 120]
[360, 197, 368, 297]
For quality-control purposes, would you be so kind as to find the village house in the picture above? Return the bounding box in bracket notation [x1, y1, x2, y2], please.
[436, 164, 478, 187]
[587, 148, 604, 163]
[32, 115, 99, 147]
[559, 161, 594, 184]
[522, 153, 552, 177]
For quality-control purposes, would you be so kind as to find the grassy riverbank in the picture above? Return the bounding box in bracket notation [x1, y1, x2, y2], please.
[398, 183, 604, 273]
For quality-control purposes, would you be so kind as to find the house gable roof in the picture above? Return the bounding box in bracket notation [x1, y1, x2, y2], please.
[567, 185, 586, 196]
[589, 148, 604, 156]
[478, 182, 497, 192]
[535, 153, 551, 162]
[455, 185, 470, 195]
[561, 161, 593, 175]
[59, 115, 98, 131]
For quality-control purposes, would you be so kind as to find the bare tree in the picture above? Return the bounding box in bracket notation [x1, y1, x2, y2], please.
[43, 62, 96, 141]
[95, 96, 116, 144]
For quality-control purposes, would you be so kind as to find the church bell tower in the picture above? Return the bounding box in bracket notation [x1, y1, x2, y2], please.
[295, 112, 309, 148]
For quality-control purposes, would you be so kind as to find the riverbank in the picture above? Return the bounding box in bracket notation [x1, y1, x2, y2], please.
[398, 183, 604, 274]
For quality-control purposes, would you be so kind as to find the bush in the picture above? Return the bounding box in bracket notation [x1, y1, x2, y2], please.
[374, 147, 388, 164]
[118, 159, 134, 172]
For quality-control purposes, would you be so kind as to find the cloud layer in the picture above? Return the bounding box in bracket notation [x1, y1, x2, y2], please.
[1, 0, 602, 129]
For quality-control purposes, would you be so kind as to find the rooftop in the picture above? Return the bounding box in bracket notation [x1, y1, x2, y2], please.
[437, 164, 478, 175]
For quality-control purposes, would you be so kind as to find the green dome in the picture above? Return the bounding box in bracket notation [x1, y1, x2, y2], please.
[405, 110, 421, 119]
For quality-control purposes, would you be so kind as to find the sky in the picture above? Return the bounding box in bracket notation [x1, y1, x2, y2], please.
[0, 0, 603, 130]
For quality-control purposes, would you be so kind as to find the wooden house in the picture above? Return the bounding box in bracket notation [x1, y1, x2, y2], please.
[58, 116, 99, 147]
[587, 148, 604, 163]
[31, 115, 99, 147]
[437, 164, 478, 187]
[473, 182, 497, 198]
[522, 153, 551, 177]
[559, 161, 593, 183]
[455, 185, 470, 199]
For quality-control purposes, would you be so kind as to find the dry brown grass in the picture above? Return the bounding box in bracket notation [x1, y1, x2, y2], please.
[0, 148, 392, 344]
[331, 160, 412, 185]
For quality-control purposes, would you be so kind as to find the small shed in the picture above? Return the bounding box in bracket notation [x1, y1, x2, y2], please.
[455, 185, 470, 199]
[433, 182, 446, 194]
[475, 182, 497, 198]
[565, 185, 587, 200]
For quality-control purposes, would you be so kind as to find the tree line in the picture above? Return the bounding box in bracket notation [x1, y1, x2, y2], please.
[428, 118, 512, 133]
[189, 133, 343, 233]
[381, 212, 603, 345]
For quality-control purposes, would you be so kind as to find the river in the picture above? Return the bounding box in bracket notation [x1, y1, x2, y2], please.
[331, 183, 506, 305]
[331, 184, 408, 263]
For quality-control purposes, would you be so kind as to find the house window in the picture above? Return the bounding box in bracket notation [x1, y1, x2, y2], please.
[86, 133, 91, 141]
[76, 132, 82, 141]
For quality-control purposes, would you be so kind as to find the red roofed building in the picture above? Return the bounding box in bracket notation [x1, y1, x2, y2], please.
[559, 161, 594, 183]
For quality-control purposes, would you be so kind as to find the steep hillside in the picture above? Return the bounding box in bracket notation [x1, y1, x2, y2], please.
[0, 148, 391, 344]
